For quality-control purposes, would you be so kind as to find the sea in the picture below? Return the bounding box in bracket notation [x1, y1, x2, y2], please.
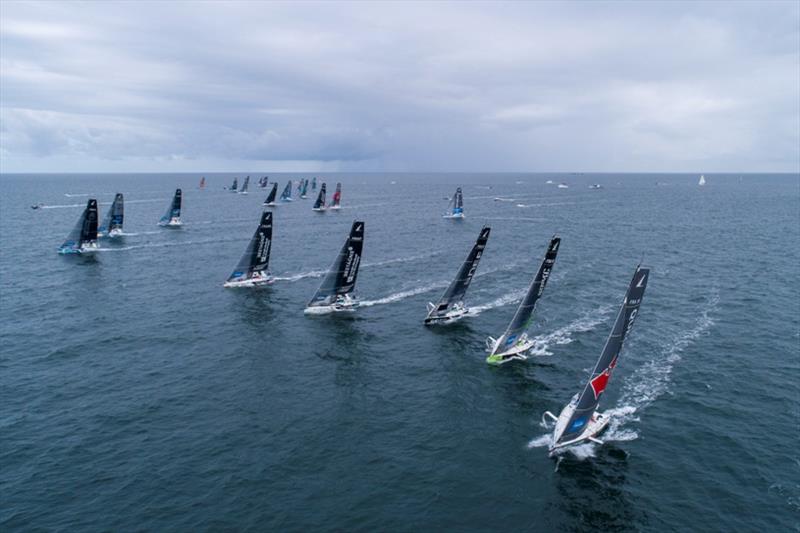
[1, 172, 798, 532]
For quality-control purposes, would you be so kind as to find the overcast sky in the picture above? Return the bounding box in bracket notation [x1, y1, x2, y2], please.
[1, 1, 798, 173]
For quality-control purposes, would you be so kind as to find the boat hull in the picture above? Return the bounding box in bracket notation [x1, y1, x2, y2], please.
[547, 401, 611, 454]
[442, 213, 465, 219]
[485, 336, 535, 365]
[304, 301, 359, 315]
[158, 218, 182, 227]
[424, 306, 468, 325]
[312, 207, 327, 212]
[223, 276, 274, 288]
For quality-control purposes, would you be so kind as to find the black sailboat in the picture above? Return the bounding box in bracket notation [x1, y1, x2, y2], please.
[280, 181, 293, 202]
[305, 221, 364, 313]
[59, 199, 99, 254]
[313, 183, 327, 211]
[424, 226, 490, 325]
[98, 193, 124, 237]
[312, 177, 317, 191]
[300, 179, 309, 199]
[239, 176, 250, 194]
[230, 177, 238, 192]
[158, 188, 182, 227]
[263, 183, 278, 206]
[544, 265, 650, 452]
[486, 236, 561, 364]
[224, 210, 274, 287]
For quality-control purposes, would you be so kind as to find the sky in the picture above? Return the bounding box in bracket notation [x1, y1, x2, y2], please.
[1, 0, 798, 173]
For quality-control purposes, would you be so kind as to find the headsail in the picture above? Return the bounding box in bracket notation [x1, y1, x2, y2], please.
[98, 193, 124, 236]
[554, 265, 650, 446]
[240, 176, 250, 193]
[159, 188, 182, 225]
[307, 221, 364, 307]
[425, 226, 490, 322]
[488, 236, 561, 358]
[59, 199, 98, 253]
[331, 182, 342, 208]
[280, 181, 292, 201]
[225, 211, 273, 285]
[313, 183, 327, 210]
[264, 183, 278, 205]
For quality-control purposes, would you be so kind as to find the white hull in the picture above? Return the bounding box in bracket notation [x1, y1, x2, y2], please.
[442, 213, 465, 219]
[485, 334, 535, 364]
[545, 397, 610, 453]
[557, 184, 569, 189]
[312, 207, 327, 212]
[424, 303, 468, 325]
[330, 205, 341, 210]
[304, 302, 359, 314]
[159, 218, 182, 227]
[263, 202, 276, 207]
[59, 241, 99, 255]
[223, 275, 274, 288]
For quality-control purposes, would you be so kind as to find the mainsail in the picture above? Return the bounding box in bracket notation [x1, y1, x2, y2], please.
[280, 181, 292, 201]
[307, 221, 364, 307]
[260, 176, 268, 188]
[426, 226, 490, 321]
[230, 177, 238, 192]
[199, 177, 206, 189]
[59, 198, 98, 253]
[226, 211, 273, 284]
[331, 182, 342, 208]
[159, 188, 182, 224]
[554, 265, 650, 446]
[489, 236, 561, 357]
[314, 183, 327, 209]
[300, 179, 309, 198]
[240, 176, 250, 193]
[264, 183, 278, 205]
[312, 177, 317, 191]
[98, 193, 124, 236]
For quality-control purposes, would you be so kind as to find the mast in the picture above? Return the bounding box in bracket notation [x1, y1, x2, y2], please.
[226, 211, 273, 283]
[555, 265, 650, 446]
[307, 221, 365, 307]
[489, 236, 561, 355]
[264, 183, 278, 205]
[332, 183, 342, 207]
[314, 183, 327, 209]
[426, 226, 490, 320]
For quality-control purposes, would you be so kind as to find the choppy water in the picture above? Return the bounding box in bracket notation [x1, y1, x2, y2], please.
[1, 173, 798, 531]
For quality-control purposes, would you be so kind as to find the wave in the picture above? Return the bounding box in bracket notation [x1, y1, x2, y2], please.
[526, 305, 614, 356]
[360, 283, 445, 307]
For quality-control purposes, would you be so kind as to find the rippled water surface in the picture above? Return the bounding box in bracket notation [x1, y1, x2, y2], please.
[1, 173, 798, 531]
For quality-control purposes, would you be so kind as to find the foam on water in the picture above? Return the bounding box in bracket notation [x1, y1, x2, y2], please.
[527, 305, 614, 356]
[468, 288, 527, 315]
[360, 283, 445, 307]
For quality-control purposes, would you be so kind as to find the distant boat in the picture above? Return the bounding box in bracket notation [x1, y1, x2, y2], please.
[443, 187, 465, 219]
[58, 199, 99, 254]
[330, 182, 342, 209]
[263, 183, 278, 206]
[199, 177, 206, 189]
[224, 210, 274, 287]
[486, 236, 561, 364]
[98, 193, 124, 237]
[229, 177, 238, 192]
[30, 203, 44, 210]
[158, 188, 182, 227]
[259, 176, 268, 188]
[588, 184, 602, 189]
[313, 183, 327, 212]
[305, 221, 364, 314]
[545, 180, 554, 184]
[557, 183, 569, 189]
[543, 265, 650, 452]
[239, 176, 250, 194]
[300, 179, 309, 199]
[280, 181, 293, 202]
[698, 174, 706, 186]
[424, 226, 490, 325]
[312, 177, 317, 191]
[296, 179, 303, 194]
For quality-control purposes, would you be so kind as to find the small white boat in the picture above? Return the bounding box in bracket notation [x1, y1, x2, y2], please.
[545, 180, 554, 184]
[557, 183, 569, 189]
[698, 174, 706, 186]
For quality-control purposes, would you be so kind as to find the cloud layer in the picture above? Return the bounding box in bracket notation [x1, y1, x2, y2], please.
[1, 1, 798, 172]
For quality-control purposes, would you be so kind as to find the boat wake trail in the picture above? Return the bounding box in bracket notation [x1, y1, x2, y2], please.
[64, 193, 90, 197]
[360, 283, 445, 307]
[527, 305, 614, 356]
[96, 238, 247, 252]
[42, 203, 84, 209]
[606, 288, 720, 438]
[272, 269, 328, 282]
[468, 289, 527, 316]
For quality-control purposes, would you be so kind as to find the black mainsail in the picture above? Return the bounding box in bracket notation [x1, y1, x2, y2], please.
[225, 210, 273, 285]
[240, 176, 250, 193]
[307, 221, 365, 308]
[230, 177, 238, 192]
[425, 226, 490, 324]
[313, 183, 327, 210]
[98, 193, 124, 236]
[159, 188, 182, 225]
[554, 265, 650, 446]
[263, 183, 278, 205]
[59, 198, 98, 253]
[486, 236, 561, 363]
[280, 181, 292, 201]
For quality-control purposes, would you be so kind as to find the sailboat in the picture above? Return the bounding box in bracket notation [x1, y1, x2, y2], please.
[58, 199, 99, 254]
[698, 174, 706, 186]
[442, 187, 465, 219]
[158, 188, 182, 227]
[543, 264, 650, 453]
[305, 221, 364, 314]
[330, 182, 342, 210]
[313, 183, 327, 212]
[199, 177, 206, 189]
[260, 176, 268, 188]
[239, 176, 250, 194]
[296, 179, 303, 195]
[300, 179, 309, 199]
[263, 183, 278, 206]
[312, 177, 317, 191]
[486, 236, 561, 364]
[280, 181, 293, 202]
[424, 226, 491, 325]
[229, 177, 238, 192]
[97, 193, 124, 238]
[223, 210, 274, 287]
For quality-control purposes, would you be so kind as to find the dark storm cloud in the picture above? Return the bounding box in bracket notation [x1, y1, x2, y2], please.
[1, 1, 798, 172]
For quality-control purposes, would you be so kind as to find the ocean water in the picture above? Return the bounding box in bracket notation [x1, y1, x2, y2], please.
[1, 172, 798, 532]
